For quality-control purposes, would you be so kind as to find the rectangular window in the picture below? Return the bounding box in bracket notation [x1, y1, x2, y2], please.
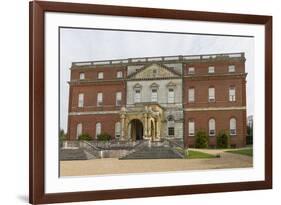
[134, 90, 141, 103]
[229, 87, 236, 101]
[168, 127, 175, 136]
[151, 88, 158, 102]
[79, 72, 85, 80]
[188, 120, 195, 136]
[168, 88, 175, 103]
[97, 92, 103, 107]
[188, 67, 195, 74]
[78, 93, 84, 108]
[208, 87, 215, 102]
[97, 72, 104, 79]
[116, 92, 122, 106]
[208, 66, 215, 73]
[116, 71, 123, 78]
[228, 65, 236, 72]
[188, 88, 195, 102]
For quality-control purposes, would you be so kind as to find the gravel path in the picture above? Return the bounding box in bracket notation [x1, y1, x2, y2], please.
[60, 151, 253, 176]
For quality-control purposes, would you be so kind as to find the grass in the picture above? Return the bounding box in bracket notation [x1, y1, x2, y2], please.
[186, 150, 217, 159]
[225, 148, 253, 157]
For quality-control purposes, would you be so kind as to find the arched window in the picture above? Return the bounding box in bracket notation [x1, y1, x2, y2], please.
[115, 122, 121, 138]
[167, 115, 175, 137]
[96, 122, 101, 137]
[76, 123, 82, 139]
[188, 119, 195, 136]
[230, 118, 237, 135]
[208, 118, 216, 136]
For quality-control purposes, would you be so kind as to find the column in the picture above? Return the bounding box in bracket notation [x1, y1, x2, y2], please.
[144, 113, 148, 138]
[120, 114, 125, 141]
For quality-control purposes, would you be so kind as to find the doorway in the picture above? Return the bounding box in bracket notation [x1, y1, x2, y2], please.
[130, 119, 143, 140]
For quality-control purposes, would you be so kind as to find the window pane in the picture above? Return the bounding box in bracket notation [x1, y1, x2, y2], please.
[78, 93, 84, 107]
[228, 65, 236, 72]
[134, 90, 141, 103]
[208, 66, 215, 73]
[168, 88, 175, 103]
[189, 121, 195, 136]
[188, 88, 195, 102]
[151, 89, 158, 102]
[98, 72, 104, 79]
[230, 118, 236, 135]
[79, 72, 85, 80]
[188, 67, 195, 74]
[97, 93, 103, 106]
[229, 87, 236, 101]
[208, 88, 215, 101]
[209, 119, 216, 135]
[96, 123, 101, 136]
[76, 123, 82, 138]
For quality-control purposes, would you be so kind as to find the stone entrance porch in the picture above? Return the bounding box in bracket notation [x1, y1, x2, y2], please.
[120, 103, 164, 141]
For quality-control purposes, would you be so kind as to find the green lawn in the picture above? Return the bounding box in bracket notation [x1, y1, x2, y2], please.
[226, 148, 253, 157]
[186, 150, 217, 159]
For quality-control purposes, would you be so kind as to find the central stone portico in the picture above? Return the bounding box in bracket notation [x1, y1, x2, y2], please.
[120, 103, 164, 141]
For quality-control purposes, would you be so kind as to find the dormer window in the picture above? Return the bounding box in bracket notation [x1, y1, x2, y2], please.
[79, 72, 85, 80]
[97, 72, 104, 79]
[228, 65, 236, 73]
[208, 66, 215, 73]
[188, 67, 195, 74]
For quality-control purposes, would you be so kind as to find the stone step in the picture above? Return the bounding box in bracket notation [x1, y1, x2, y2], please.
[60, 148, 88, 160]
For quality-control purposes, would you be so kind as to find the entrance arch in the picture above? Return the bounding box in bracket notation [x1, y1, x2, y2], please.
[129, 119, 143, 140]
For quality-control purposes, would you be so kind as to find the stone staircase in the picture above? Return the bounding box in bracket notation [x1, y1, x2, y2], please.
[120, 144, 183, 160]
[60, 148, 96, 161]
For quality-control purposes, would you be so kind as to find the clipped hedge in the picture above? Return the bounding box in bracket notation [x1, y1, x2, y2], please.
[97, 133, 112, 141]
[216, 130, 230, 148]
[195, 130, 208, 148]
[78, 133, 92, 141]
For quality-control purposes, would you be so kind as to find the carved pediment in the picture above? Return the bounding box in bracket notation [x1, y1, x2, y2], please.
[128, 63, 181, 79]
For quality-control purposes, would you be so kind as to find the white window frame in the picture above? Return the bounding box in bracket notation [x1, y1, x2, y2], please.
[97, 72, 104, 79]
[228, 65, 236, 73]
[96, 122, 101, 137]
[79, 72, 85, 80]
[168, 88, 175, 103]
[230, 118, 237, 135]
[208, 87, 215, 102]
[188, 88, 195, 102]
[188, 120, 195, 136]
[151, 88, 158, 102]
[76, 123, 82, 139]
[208, 66, 215, 73]
[78, 93, 84, 108]
[188, 67, 195, 74]
[229, 87, 236, 102]
[115, 122, 121, 138]
[134, 89, 141, 103]
[116, 71, 123, 78]
[209, 118, 216, 136]
[97, 92, 103, 107]
[167, 116, 175, 137]
[116, 92, 122, 106]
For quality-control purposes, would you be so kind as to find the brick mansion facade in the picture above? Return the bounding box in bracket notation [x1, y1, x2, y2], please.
[67, 53, 247, 148]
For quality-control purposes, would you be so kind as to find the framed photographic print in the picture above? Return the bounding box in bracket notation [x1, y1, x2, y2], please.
[29, 1, 272, 204]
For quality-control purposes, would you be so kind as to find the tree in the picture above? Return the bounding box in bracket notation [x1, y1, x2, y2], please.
[216, 130, 230, 148]
[59, 129, 66, 141]
[195, 130, 208, 148]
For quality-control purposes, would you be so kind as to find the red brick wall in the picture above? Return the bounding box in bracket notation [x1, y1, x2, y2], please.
[69, 82, 126, 112]
[70, 66, 126, 81]
[183, 59, 245, 76]
[68, 114, 120, 140]
[183, 76, 247, 108]
[184, 110, 247, 148]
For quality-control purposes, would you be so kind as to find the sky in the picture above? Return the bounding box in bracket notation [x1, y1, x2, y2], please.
[60, 28, 254, 132]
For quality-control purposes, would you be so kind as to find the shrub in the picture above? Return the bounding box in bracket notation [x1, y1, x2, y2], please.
[78, 133, 92, 141]
[216, 130, 230, 148]
[195, 130, 208, 148]
[97, 133, 112, 141]
[59, 129, 67, 141]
